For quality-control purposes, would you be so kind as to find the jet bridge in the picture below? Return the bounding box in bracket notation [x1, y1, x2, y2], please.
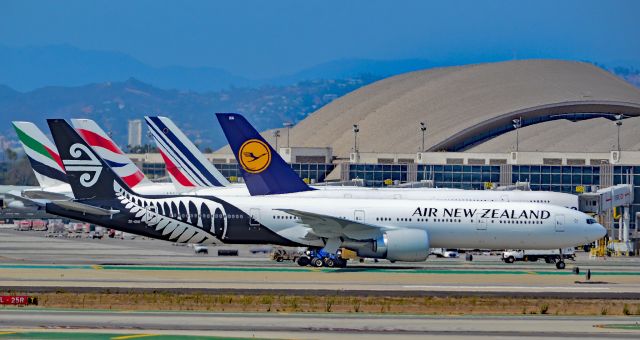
[579, 184, 634, 254]
[579, 184, 634, 214]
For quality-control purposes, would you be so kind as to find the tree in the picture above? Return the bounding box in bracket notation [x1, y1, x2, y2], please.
[5, 148, 17, 161]
[4, 156, 38, 185]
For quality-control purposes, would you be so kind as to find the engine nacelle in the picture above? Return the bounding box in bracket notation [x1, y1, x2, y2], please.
[354, 229, 430, 262]
[7, 200, 25, 209]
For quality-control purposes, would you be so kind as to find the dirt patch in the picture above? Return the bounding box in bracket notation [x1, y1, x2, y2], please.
[3, 292, 640, 316]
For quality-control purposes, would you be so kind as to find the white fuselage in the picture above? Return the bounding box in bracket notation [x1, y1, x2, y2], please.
[218, 195, 604, 250]
[190, 186, 579, 209]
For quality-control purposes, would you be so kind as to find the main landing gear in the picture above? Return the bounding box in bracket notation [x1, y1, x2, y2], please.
[296, 249, 348, 268]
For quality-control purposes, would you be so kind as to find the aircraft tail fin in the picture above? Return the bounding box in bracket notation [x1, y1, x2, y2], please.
[215, 113, 313, 195]
[145, 116, 230, 189]
[70, 118, 151, 188]
[12, 121, 68, 188]
[47, 119, 133, 200]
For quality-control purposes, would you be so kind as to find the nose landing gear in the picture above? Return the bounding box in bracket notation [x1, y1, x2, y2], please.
[555, 248, 566, 270]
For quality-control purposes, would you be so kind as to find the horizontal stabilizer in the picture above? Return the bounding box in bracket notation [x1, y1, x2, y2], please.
[50, 200, 120, 216]
[22, 190, 71, 201]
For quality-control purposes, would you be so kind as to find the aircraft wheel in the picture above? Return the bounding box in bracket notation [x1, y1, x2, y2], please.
[312, 257, 324, 267]
[297, 256, 310, 267]
[556, 261, 566, 270]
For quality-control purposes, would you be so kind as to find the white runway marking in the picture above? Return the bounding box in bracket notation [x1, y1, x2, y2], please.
[403, 285, 610, 290]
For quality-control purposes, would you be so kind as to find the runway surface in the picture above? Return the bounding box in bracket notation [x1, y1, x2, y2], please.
[1, 229, 640, 297]
[1, 309, 640, 339]
[2, 228, 640, 339]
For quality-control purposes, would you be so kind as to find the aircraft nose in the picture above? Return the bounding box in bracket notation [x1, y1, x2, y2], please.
[587, 223, 607, 242]
[595, 223, 607, 238]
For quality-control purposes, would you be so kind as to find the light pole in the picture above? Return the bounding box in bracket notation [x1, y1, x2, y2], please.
[615, 114, 623, 152]
[283, 122, 293, 148]
[353, 124, 360, 153]
[420, 122, 427, 152]
[273, 130, 280, 151]
[512, 117, 522, 152]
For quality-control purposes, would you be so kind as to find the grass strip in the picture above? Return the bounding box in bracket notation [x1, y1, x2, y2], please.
[2, 292, 639, 316]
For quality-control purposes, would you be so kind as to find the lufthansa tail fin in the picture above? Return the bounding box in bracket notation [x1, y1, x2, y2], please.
[12, 121, 68, 188]
[47, 119, 132, 200]
[145, 116, 230, 189]
[215, 113, 313, 195]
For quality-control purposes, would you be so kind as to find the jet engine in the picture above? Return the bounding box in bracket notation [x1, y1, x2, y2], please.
[7, 200, 25, 209]
[352, 229, 430, 262]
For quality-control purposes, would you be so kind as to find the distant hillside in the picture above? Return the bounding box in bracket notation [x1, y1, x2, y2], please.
[3, 44, 639, 93]
[0, 44, 250, 92]
[0, 75, 380, 150]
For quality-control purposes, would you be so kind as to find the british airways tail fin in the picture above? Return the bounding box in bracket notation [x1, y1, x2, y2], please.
[145, 116, 229, 189]
[215, 113, 313, 196]
[70, 119, 151, 188]
[12, 121, 68, 188]
[47, 119, 132, 200]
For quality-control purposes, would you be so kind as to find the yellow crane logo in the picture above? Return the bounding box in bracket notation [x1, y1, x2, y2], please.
[239, 139, 271, 173]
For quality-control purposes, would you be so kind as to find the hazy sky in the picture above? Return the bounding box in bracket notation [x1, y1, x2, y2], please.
[1, 0, 639, 78]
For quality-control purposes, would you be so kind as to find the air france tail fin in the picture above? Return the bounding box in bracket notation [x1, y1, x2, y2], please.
[70, 119, 151, 188]
[145, 116, 230, 189]
[215, 113, 313, 195]
[12, 121, 68, 188]
[47, 119, 132, 200]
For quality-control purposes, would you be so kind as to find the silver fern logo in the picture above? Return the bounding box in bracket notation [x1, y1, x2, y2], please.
[113, 181, 223, 244]
[63, 143, 102, 187]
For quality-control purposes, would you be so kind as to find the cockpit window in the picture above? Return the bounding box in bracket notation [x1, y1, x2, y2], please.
[586, 218, 597, 224]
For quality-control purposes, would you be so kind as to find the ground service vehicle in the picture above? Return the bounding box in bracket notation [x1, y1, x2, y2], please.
[431, 248, 460, 258]
[502, 248, 576, 268]
[193, 244, 209, 255]
[270, 247, 302, 262]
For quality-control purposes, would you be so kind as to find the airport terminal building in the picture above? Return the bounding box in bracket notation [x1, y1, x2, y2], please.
[128, 60, 640, 247]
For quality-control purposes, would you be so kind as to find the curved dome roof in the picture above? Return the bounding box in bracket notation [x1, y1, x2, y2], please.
[286, 59, 640, 156]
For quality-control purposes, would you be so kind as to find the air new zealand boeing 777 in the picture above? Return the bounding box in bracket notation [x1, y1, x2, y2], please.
[45, 118, 605, 268]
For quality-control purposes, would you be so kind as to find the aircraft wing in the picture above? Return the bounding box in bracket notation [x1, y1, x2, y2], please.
[22, 190, 71, 201]
[49, 200, 120, 216]
[276, 209, 389, 240]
